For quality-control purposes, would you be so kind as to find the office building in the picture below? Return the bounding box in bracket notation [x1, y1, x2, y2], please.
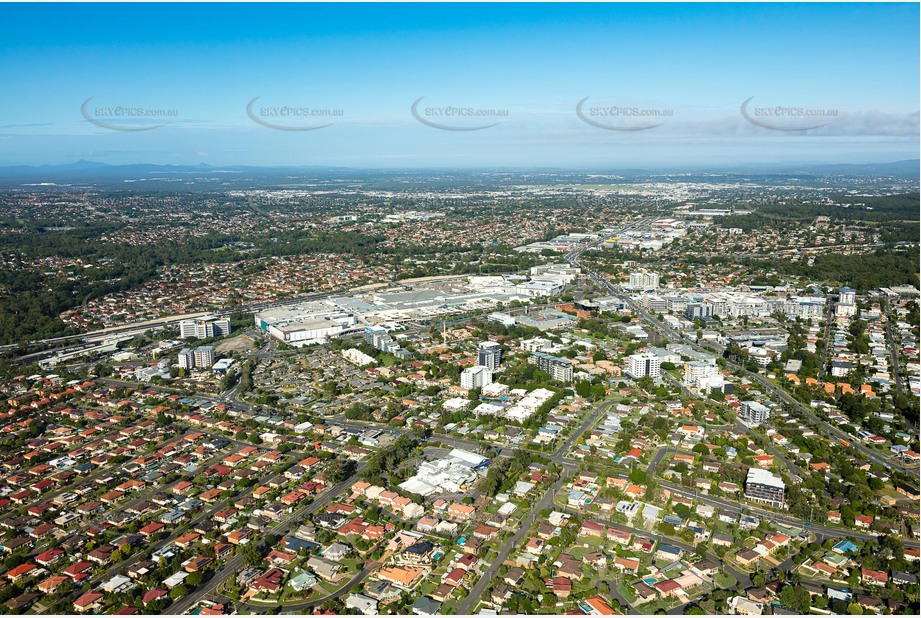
[627, 352, 661, 379]
[179, 316, 231, 340]
[460, 366, 493, 390]
[740, 401, 770, 426]
[487, 312, 516, 327]
[685, 302, 714, 321]
[745, 468, 785, 508]
[530, 352, 573, 383]
[477, 342, 502, 370]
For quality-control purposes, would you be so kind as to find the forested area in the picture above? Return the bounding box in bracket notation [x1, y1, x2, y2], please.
[751, 192, 920, 223]
[750, 248, 920, 291]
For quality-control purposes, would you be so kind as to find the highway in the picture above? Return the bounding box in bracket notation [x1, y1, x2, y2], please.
[4, 272, 521, 362]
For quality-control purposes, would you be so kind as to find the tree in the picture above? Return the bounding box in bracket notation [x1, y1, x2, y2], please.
[186, 571, 203, 587]
[242, 542, 264, 567]
[628, 469, 647, 484]
[779, 585, 811, 613]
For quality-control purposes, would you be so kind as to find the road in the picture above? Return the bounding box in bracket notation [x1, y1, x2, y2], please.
[816, 298, 835, 382]
[455, 400, 613, 613]
[167, 462, 369, 615]
[7, 273, 539, 362]
[883, 296, 906, 394]
[566, 237, 913, 475]
[605, 579, 639, 614]
[239, 561, 380, 613]
[641, 445, 920, 548]
[733, 419, 807, 483]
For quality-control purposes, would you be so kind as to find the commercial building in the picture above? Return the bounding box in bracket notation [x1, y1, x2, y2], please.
[255, 303, 356, 347]
[530, 352, 573, 383]
[740, 401, 770, 426]
[627, 352, 661, 379]
[179, 316, 231, 340]
[477, 341, 502, 370]
[487, 312, 516, 327]
[684, 302, 714, 321]
[460, 366, 493, 390]
[745, 468, 785, 508]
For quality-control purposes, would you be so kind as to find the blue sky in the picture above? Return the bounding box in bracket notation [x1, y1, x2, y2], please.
[0, 2, 917, 168]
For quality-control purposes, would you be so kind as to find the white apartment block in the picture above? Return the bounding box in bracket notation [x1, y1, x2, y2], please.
[342, 348, 376, 367]
[460, 365, 493, 390]
[628, 272, 659, 291]
[627, 352, 661, 379]
[521, 337, 553, 353]
[192, 346, 214, 369]
[741, 400, 770, 426]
